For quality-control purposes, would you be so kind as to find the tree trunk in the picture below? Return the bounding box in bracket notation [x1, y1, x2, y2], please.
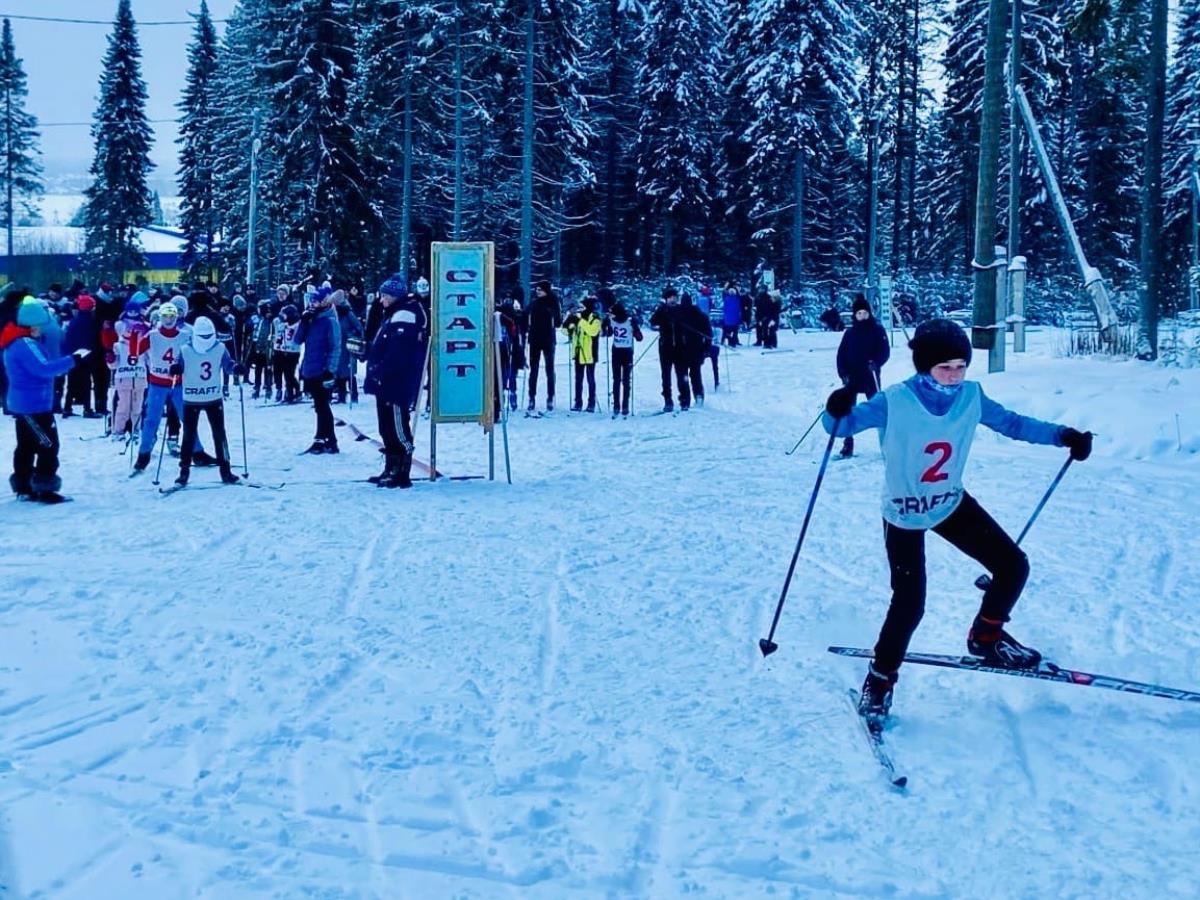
[520, 0, 535, 299]
[5, 83, 13, 262]
[399, 57, 414, 284]
[601, 0, 620, 282]
[1006, 0, 1022, 261]
[1137, 0, 1167, 359]
[452, 7, 464, 241]
[971, 0, 1008, 370]
[892, 32, 905, 274]
[662, 213, 673, 275]
[791, 148, 804, 290]
[905, 0, 919, 267]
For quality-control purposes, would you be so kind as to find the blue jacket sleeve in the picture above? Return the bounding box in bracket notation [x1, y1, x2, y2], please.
[219, 346, 236, 376]
[15, 339, 76, 380]
[979, 389, 1064, 446]
[326, 316, 341, 374]
[822, 390, 889, 438]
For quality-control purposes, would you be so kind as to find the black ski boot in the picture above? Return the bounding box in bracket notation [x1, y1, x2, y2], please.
[527, 396, 536, 413]
[839, 437, 854, 459]
[967, 617, 1042, 669]
[133, 452, 151, 472]
[369, 453, 401, 485]
[192, 450, 218, 467]
[857, 664, 897, 722]
[220, 467, 240, 485]
[9, 473, 32, 500]
[175, 468, 190, 486]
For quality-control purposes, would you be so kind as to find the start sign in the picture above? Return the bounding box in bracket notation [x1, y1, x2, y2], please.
[430, 242, 496, 429]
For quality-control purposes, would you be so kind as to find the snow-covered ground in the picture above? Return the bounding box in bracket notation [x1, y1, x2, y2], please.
[1, 327, 1198, 898]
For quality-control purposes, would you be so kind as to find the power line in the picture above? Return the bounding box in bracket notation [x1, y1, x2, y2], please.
[0, 13, 225, 26]
[38, 119, 180, 128]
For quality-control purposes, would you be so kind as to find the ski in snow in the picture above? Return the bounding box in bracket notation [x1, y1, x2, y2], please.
[829, 647, 1200, 704]
[846, 689, 907, 790]
[159, 481, 284, 496]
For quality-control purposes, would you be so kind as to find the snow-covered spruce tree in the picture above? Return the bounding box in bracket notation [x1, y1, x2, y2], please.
[719, 0, 756, 273]
[81, 0, 154, 279]
[741, 0, 858, 287]
[1163, 0, 1200, 281]
[0, 17, 42, 258]
[210, 0, 274, 285]
[579, 0, 643, 280]
[260, 0, 377, 278]
[177, 0, 220, 277]
[633, 0, 722, 274]
[351, 0, 449, 281]
[1068, 0, 1146, 279]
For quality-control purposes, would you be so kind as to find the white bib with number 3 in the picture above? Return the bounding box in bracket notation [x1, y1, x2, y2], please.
[880, 381, 981, 529]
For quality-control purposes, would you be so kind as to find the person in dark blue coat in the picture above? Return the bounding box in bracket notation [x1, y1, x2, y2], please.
[364, 275, 430, 488]
[834, 294, 891, 457]
[295, 287, 342, 454]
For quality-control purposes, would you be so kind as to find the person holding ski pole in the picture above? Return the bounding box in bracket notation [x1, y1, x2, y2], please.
[834, 293, 890, 458]
[821, 318, 1093, 721]
[606, 301, 642, 417]
[170, 316, 243, 487]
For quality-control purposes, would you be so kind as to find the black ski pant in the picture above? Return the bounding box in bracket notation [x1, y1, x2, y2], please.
[687, 359, 705, 402]
[180, 401, 231, 472]
[527, 341, 555, 403]
[377, 396, 414, 455]
[874, 492, 1029, 674]
[720, 324, 739, 347]
[12, 413, 60, 486]
[612, 347, 632, 413]
[840, 381, 878, 454]
[274, 351, 300, 400]
[251, 351, 272, 394]
[66, 364, 94, 413]
[304, 377, 336, 442]
[659, 355, 690, 408]
[573, 362, 596, 409]
[709, 345, 720, 388]
[90, 353, 110, 413]
[167, 393, 181, 439]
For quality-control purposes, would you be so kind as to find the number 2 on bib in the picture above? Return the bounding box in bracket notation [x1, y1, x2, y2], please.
[921, 441, 952, 483]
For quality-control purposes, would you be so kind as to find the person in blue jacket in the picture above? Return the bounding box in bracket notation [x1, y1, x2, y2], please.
[2, 298, 90, 502]
[834, 294, 891, 457]
[720, 282, 742, 347]
[364, 274, 429, 489]
[822, 318, 1094, 722]
[295, 286, 342, 454]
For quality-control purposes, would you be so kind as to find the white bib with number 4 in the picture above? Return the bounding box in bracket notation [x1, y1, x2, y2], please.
[880, 381, 981, 529]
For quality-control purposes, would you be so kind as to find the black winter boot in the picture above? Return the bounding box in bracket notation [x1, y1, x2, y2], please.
[9, 473, 32, 499]
[369, 453, 401, 485]
[857, 664, 897, 722]
[134, 452, 151, 471]
[175, 468, 189, 486]
[220, 467, 240, 485]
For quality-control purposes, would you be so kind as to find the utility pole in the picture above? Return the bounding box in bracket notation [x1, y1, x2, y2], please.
[246, 110, 261, 290]
[1006, 0, 1022, 265]
[4, 75, 12, 263]
[865, 116, 879, 296]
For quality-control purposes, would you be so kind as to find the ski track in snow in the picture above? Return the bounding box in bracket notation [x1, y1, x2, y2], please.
[1, 327, 1199, 896]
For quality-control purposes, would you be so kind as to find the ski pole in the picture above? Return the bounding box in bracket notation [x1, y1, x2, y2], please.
[975, 456, 1073, 590]
[238, 380, 249, 477]
[760, 418, 842, 657]
[632, 334, 659, 370]
[785, 410, 823, 456]
[151, 413, 169, 485]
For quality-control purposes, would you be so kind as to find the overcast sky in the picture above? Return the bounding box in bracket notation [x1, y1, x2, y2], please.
[10, 1, 238, 190]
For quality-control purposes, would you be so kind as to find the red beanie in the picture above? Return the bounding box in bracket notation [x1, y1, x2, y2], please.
[77, 294, 96, 311]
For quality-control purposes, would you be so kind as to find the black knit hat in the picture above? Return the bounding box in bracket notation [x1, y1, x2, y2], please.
[909, 318, 972, 372]
[852, 293, 872, 316]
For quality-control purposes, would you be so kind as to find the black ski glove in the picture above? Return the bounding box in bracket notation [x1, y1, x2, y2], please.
[233, 363, 249, 377]
[1060, 427, 1093, 461]
[826, 386, 855, 418]
[169, 362, 184, 376]
[321, 371, 336, 389]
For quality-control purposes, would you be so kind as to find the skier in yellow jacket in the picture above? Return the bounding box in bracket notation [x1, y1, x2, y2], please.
[564, 296, 603, 412]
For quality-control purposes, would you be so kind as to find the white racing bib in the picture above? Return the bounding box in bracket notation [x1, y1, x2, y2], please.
[181, 342, 227, 403]
[610, 320, 635, 349]
[881, 381, 982, 529]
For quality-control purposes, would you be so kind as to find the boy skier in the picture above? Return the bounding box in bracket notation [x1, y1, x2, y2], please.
[822, 318, 1093, 721]
[606, 301, 642, 417]
[564, 296, 602, 412]
[834, 293, 891, 457]
[170, 316, 243, 486]
[133, 302, 215, 473]
[111, 296, 150, 439]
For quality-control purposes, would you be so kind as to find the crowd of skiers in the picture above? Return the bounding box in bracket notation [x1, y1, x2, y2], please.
[4, 271, 823, 501]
